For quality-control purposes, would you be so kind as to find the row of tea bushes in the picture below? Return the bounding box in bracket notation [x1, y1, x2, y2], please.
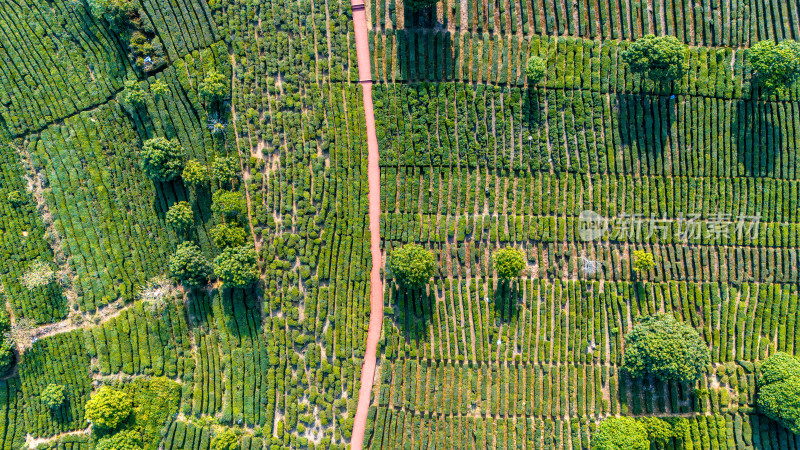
[373, 83, 800, 178]
[370, 31, 800, 101]
[368, 0, 787, 48]
[18, 330, 91, 438]
[380, 279, 800, 365]
[138, 0, 219, 62]
[0, 380, 25, 449]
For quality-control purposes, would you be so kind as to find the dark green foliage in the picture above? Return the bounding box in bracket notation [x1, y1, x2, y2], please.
[525, 56, 547, 85]
[120, 80, 147, 107]
[213, 245, 259, 288]
[211, 190, 246, 219]
[150, 79, 168, 98]
[749, 40, 800, 92]
[211, 429, 239, 450]
[182, 160, 207, 186]
[758, 352, 800, 433]
[388, 243, 435, 288]
[95, 429, 142, 450]
[41, 384, 66, 409]
[492, 247, 526, 279]
[126, 377, 180, 449]
[621, 35, 688, 82]
[592, 417, 649, 450]
[211, 156, 239, 186]
[165, 202, 193, 230]
[6, 190, 23, 207]
[0, 340, 13, 376]
[140, 138, 184, 182]
[210, 223, 247, 249]
[199, 70, 229, 102]
[622, 313, 710, 383]
[85, 386, 132, 431]
[168, 242, 212, 287]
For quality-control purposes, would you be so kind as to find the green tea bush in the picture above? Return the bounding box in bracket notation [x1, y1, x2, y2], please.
[169, 242, 212, 288]
[214, 245, 259, 288]
[592, 417, 649, 450]
[492, 247, 526, 280]
[140, 138, 184, 182]
[388, 244, 435, 288]
[85, 386, 133, 430]
[622, 313, 710, 383]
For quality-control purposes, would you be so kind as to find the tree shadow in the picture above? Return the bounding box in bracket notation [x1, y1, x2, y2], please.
[391, 284, 434, 344]
[219, 285, 263, 342]
[403, 3, 438, 29]
[492, 280, 520, 322]
[616, 93, 675, 157]
[396, 28, 457, 82]
[733, 99, 781, 177]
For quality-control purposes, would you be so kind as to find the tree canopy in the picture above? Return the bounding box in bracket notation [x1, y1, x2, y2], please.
[211, 429, 240, 450]
[165, 201, 193, 230]
[210, 223, 247, 249]
[140, 137, 183, 181]
[750, 40, 800, 92]
[169, 241, 212, 287]
[41, 384, 66, 409]
[182, 160, 207, 185]
[622, 313, 710, 383]
[621, 35, 687, 82]
[632, 250, 656, 273]
[757, 352, 800, 433]
[95, 429, 142, 450]
[199, 70, 229, 102]
[84, 386, 132, 430]
[214, 245, 259, 288]
[211, 190, 246, 219]
[525, 56, 547, 85]
[592, 417, 649, 450]
[388, 243, 436, 288]
[492, 247, 526, 280]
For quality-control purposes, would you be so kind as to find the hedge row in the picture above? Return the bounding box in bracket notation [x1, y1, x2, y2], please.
[370, 0, 792, 48]
[0, 380, 25, 449]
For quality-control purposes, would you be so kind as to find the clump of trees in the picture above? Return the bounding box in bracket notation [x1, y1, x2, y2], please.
[592, 417, 649, 450]
[621, 35, 688, 82]
[214, 245, 259, 288]
[492, 247, 526, 280]
[757, 352, 800, 433]
[622, 313, 710, 383]
[141, 138, 183, 181]
[525, 56, 547, 85]
[168, 242, 212, 288]
[750, 40, 800, 92]
[85, 386, 133, 430]
[388, 243, 436, 288]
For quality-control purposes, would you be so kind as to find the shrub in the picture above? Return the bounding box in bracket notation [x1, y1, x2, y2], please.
[141, 137, 183, 182]
[6, 190, 23, 207]
[168, 242, 212, 288]
[758, 352, 800, 433]
[150, 79, 168, 98]
[632, 250, 655, 273]
[211, 190, 246, 219]
[492, 247, 526, 280]
[211, 429, 240, 450]
[210, 223, 247, 249]
[120, 80, 146, 107]
[41, 384, 66, 409]
[95, 429, 142, 450]
[199, 70, 229, 102]
[214, 245, 259, 288]
[525, 56, 547, 85]
[212, 156, 239, 185]
[182, 160, 207, 185]
[20, 260, 57, 290]
[592, 417, 649, 450]
[165, 201, 193, 230]
[84, 386, 133, 430]
[622, 313, 710, 383]
[750, 40, 800, 92]
[621, 35, 688, 82]
[388, 243, 436, 288]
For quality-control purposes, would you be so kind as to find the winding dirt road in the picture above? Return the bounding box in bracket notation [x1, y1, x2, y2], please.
[349, 0, 383, 448]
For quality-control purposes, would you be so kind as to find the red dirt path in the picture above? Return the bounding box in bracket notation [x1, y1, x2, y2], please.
[350, 1, 383, 448]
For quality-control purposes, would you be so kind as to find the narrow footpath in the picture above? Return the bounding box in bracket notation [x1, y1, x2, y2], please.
[350, 0, 383, 448]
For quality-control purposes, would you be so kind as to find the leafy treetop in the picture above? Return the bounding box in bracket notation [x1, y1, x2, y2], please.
[632, 250, 656, 273]
[492, 247, 527, 280]
[210, 223, 247, 249]
[214, 245, 259, 288]
[169, 241, 212, 288]
[41, 384, 66, 409]
[757, 352, 800, 433]
[141, 138, 183, 182]
[95, 429, 142, 450]
[199, 70, 229, 102]
[166, 201, 193, 230]
[622, 313, 710, 383]
[750, 40, 800, 92]
[388, 243, 436, 288]
[211, 429, 240, 450]
[621, 35, 688, 82]
[525, 56, 547, 85]
[592, 416, 649, 450]
[182, 160, 207, 186]
[85, 386, 133, 430]
[211, 190, 246, 219]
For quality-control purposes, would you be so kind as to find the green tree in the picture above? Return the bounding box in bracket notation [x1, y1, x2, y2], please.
[750, 40, 800, 92]
[212, 156, 239, 186]
[211, 429, 240, 450]
[150, 79, 169, 98]
[95, 430, 142, 450]
[84, 386, 132, 430]
[632, 250, 655, 273]
[0, 340, 13, 375]
[210, 223, 247, 249]
[592, 417, 649, 450]
[120, 80, 146, 107]
[525, 56, 547, 85]
[211, 190, 246, 219]
[621, 35, 688, 82]
[622, 313, 710, 383]
[214, 245, 259, 288]
[492, 247, 526, 280]
[182, 160, 207, 186]
[639, 417, 687, 445]
[166, 201, 193, 230]
[199, 70, 229, 102]
[141, 137, 183, 182]
[168, 241, 212, 288]
[758, 352, 800, 433]
[41, 384, 66, 409]
[388, 243, 436, 288]
[6, 190, 23, 207]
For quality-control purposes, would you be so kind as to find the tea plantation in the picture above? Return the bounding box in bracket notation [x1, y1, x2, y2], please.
[0, 0, 799, 448]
